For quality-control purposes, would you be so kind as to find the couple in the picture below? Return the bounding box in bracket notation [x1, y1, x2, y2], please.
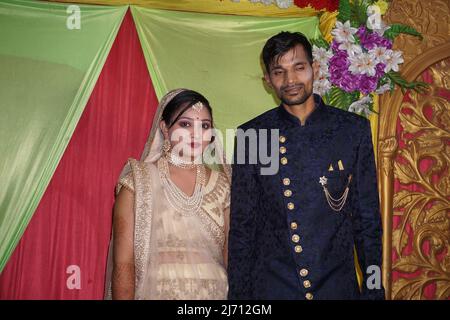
[105, 32, 385, 300]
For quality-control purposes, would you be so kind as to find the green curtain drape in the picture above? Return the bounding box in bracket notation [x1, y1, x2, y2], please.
[0, 0, 127, 273]
[131, 6, 320, 156]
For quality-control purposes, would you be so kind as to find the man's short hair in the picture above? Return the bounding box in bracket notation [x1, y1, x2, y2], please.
[262, 31, 313, 73]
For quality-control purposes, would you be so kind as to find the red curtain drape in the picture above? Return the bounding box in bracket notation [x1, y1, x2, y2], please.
[0, 10, 158, 299]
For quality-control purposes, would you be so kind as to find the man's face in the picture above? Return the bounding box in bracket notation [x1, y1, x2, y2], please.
[264, 44, 318, 107]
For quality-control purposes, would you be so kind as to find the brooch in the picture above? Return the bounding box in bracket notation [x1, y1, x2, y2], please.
[319, 174, 352, 212]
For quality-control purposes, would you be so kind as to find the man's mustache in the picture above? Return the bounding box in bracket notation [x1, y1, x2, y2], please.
[281, 84, 304, 92]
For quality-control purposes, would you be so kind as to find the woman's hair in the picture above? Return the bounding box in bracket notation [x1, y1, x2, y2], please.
[162, 90, 213, 128]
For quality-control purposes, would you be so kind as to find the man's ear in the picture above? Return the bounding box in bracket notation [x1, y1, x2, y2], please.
[312, 60, 320, 79]
[264, 72, 272, 88]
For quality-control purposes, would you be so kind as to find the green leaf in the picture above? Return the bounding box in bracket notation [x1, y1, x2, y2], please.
[324, 87, 359, 111]
[387, 71, 408, 86]
[367, 94, 378, 114]
[389, 80, 396, 95]
[337, 0, 352, 22]
[310, 37, 329, 49]
[378, 73, 396, 94]
[351, 0, 371, 28]
[387, 71, 429, 94]
[384, 23, 423, 40]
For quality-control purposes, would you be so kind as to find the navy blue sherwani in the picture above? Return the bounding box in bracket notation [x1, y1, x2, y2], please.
[228, 94, 384, 300]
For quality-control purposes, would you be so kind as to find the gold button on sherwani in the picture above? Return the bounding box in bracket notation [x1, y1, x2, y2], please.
[299, 269, 309, 277]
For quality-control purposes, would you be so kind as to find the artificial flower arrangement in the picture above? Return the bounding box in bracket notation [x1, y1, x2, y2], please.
[230, 0, 339, 11]
[311, 0, 427, 117]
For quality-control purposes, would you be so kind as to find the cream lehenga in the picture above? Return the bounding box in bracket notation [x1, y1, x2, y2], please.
[104, 89, 231, 300]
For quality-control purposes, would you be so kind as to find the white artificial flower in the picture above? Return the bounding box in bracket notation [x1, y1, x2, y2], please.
[384, 50, 404, 72]
[331, 20, 358, 43]
[349, 52, 377, 76]
[315, 72, 329, 82]
[260, 0, 272, 5]
[375, 82, 391, 94]
[348, 96, 373, 117]
[313, 45, 333, 62]
[369, 46, 388, 64]
[275, 0, 293, 8]
[316, 61, 329, 76]
[313, 46, 332, 76]
[313, 78, 332, 96]
[249, 0, 261, 3]
[338, 41, 363, 57]
[374, 21, 390, 36]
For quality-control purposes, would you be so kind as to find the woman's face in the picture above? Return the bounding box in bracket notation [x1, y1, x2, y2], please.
[161, 102, 213, 160]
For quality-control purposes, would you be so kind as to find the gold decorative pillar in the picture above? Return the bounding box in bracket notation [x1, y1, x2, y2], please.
[378, 137, 398, 300]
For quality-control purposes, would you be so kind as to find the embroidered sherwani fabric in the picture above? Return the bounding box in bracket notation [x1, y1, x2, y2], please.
[228, 94, 385, 300]
[114, 158, 230, 300]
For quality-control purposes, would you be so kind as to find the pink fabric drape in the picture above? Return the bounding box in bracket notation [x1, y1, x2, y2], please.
[0, 10, 158, 299]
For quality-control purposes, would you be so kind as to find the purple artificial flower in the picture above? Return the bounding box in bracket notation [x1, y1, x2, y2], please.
[327, 24, 393, 94]
[329, 51, 349, 88]
[375, 63, 386, 78]
[359, 74, 379, 94]
[356, 25, 392, 50]
[356, 26, 366, 39]
[331, 40, 341, 52]
[340, 71, 359, 92]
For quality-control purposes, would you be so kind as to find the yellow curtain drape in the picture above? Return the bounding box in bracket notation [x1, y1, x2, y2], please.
[48, 0, 319, 17]
[319, 10, 338, 43]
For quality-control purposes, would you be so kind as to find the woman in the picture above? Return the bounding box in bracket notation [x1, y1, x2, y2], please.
[105, 89, 231, 299]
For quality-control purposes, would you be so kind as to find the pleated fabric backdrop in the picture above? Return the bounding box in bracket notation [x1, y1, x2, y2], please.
[0, 1, 375, 300]
[0, 10, 159, 299]
[0, 0, 127, 274]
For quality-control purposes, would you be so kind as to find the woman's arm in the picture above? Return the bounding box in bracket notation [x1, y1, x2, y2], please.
[223, 207, 230, 269]
[111, 188, 135, 300]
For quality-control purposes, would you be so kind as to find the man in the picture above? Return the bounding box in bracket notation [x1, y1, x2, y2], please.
[227, 31, 385, 300]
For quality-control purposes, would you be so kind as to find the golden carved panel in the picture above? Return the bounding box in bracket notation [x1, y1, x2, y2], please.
[383, 0, 450, 65]
[391, 58, 450, 300]
[378, 0, 450, 299]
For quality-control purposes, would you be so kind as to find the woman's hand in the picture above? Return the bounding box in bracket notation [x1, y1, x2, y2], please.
[111, 188, 135, 300]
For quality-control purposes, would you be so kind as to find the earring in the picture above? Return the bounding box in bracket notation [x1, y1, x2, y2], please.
[162, 139, 171, 154]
